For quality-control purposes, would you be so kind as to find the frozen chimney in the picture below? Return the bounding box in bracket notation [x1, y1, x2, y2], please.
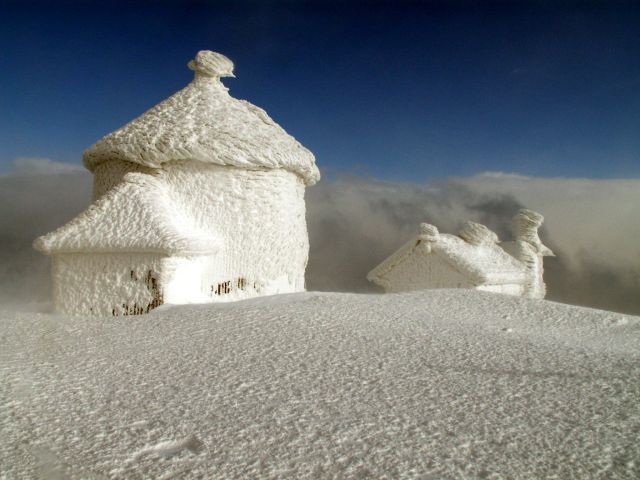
[419, 223, 439, 240]
[510, 209, 554, 298]
[188, 50, 235, 88]
[459, 221, 498, 246]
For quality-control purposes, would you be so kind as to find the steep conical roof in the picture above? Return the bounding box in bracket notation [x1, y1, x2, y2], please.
[83, 51, 320, 186]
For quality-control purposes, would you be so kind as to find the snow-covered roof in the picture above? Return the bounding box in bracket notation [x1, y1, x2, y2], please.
[83, 51, 320, 186]
[34, 173, 219, 255]
[512, 209, 555, 256]
[367, 222, 527, 286]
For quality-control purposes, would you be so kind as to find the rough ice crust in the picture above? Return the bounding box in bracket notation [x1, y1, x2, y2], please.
[34, 173, 218, 256]
[92, 159, 154, 200]
[82, 51, 319, 186]
[157, 162, 309, 303]
[380, 246, 475, 292]
[52, 253, 165, 316]
[35, 51, 317, 315]
[36, 162, 309, 314]
[368, 229, 527, 294]
[511, 209, 554, 298]
[368, 211, 553, 299]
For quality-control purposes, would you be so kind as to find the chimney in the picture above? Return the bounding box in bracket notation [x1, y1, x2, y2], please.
[419, 223, 439, 240]
[459, 221, 498, 246]
[511, 209, 553, 298]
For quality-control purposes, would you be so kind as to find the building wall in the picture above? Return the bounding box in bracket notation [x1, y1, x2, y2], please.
[476, 284, 524, 296]
[92, 160, 309, 302]
[380, 249, 525, 297]
[162, 162, 308, 300]
[161, 255, 297, 304]
[382, 250, 474, 293]
[52, 253, 165, 316]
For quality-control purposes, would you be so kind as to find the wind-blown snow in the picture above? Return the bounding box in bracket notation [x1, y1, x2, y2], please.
[2, 290, 639, 478]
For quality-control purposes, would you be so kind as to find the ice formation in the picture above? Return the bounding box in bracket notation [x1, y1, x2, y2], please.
[367, 209, 554, 298]
[83, 50, 319, 186]
[503, 209, 555, 298]
[34, 50, 319, 316]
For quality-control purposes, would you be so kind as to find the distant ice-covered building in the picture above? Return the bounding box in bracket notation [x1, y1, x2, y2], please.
[34, 50, 320, 316]
[367, 209, 554, 298]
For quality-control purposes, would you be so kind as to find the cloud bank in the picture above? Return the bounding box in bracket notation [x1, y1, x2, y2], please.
[1, 160, 638, 314]
[0, 160, 92, 307]
[306, 173, 640, 314]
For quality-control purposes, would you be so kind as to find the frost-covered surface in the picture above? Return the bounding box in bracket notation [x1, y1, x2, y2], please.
[83, 51, 319, 186]
[368, 223, 527, 292]
[51, 253, 165, 316]
[34, 163, 309, 315]
[36, 50, 316, 315]
[434, 232, 526, 285]
[141, 163, 309, 303]
[375, 242, 476, 292]
[1, 290, 639, 478]
[34, 173, 218, 255]
[92, 159, 154, 201]
[368, 210, 553, 298]
[509, 209, 555, 298]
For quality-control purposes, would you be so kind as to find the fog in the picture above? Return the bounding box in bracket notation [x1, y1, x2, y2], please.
[0, 160, 92, 307]
[306, 173, 640, 314]
[1, 159, 638, 315]
[305, 175, 524, 292]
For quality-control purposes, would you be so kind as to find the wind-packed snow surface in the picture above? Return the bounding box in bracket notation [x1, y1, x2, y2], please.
[2, 290, 639, 479]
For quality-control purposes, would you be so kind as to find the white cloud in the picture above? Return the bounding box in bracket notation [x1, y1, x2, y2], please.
[474, 171, 533, 180]
[7, 157, 85, 176]
[306, 173, 640, 314]
[451, 174, 640, 270]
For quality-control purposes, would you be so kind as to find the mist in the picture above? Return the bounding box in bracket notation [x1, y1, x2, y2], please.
[0, 160, 91, 307]
[305, 176, 524, 293]
[1, 160, 638, 315]
[305, 174, 640, 315]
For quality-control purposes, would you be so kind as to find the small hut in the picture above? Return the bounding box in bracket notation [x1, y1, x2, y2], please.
[34, 50, 320, 316]
[367, 209, 554, 298]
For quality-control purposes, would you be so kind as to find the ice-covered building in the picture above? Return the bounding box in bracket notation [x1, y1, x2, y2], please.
[34, 50, 320, 316]
[367, 209, 554, 298]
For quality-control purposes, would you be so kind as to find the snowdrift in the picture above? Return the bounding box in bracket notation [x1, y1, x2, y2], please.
[1, 290, 639, 478]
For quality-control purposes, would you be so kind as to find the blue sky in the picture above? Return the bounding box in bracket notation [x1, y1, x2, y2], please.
[1, 0, 639, 180]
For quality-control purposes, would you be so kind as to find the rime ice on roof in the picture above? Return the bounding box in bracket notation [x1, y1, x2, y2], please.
[188, 50, 236, 78]
[83, 50, 319, 186]
[367, 210, 554, 298]
[35, 50, 318, 316]
[34, 173, 219, 255]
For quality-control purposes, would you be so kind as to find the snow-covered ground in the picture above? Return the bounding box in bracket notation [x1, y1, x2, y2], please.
[1, 290, 639, 479]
